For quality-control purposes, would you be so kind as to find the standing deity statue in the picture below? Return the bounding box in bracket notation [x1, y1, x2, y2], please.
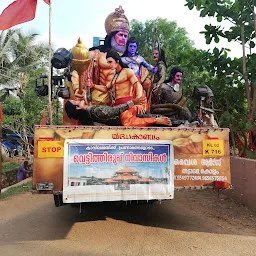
[151, 48, 167, 105]
[121, 37, 157, 81]
[121, 37, 157, 110]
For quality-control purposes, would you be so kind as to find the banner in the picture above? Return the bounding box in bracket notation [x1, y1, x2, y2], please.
[63, 139, 174, 203]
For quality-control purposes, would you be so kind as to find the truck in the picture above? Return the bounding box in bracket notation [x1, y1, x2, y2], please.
[32, 32, 231, 206]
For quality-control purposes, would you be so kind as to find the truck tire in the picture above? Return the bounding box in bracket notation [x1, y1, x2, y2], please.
[53, 193, 63, 207]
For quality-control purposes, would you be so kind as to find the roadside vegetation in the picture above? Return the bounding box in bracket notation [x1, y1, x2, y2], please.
[2, 161, 20, 174]
[130, 0, 256, 158]
[1, 180, 32, 199]
[0, 28, 49, 158]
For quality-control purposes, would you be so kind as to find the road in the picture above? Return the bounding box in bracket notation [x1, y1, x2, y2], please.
[0, 189, 255, 256]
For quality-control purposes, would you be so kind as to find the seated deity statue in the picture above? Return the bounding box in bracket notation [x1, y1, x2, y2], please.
[151, 67, 192, 122]
[71, 6, 130, 107]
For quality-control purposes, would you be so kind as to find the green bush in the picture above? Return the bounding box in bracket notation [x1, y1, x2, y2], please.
[2, 162, 20, 174]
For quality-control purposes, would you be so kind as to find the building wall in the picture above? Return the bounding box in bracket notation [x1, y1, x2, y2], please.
[230, 156, 256, 211]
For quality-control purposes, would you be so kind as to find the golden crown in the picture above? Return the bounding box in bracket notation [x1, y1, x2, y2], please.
[105, 6, 129, 35]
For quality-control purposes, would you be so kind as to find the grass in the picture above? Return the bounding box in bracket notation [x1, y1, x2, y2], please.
[1, 181, 32, 199]
[1, 162, 21, 174]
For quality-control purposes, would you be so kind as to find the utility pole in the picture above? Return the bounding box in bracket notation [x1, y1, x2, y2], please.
[0, 103, 3, 197]
[48, 0, 53, 124]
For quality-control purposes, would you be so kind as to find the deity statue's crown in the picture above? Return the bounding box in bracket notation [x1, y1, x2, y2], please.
[105, 6, 130, 35]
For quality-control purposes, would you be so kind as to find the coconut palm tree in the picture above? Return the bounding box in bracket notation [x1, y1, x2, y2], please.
[0, 29, 17, 68]
[10, 30, 48, 74]
[0, 29, 48, 98]
[0, 28, 19, 100]
[0, 29, 19, 89]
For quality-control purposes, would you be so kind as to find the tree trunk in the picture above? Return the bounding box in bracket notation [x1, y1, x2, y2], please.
[241, 25, 251, 115]
[251, 83, 256, 118]
[0, 102, 2, 196]
[21, 105, 30, 159]
[250, 11, 256, 118]
[229, 123, 236, 155]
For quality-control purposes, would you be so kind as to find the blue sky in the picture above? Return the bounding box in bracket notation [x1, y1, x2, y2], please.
[0, 0, 247, 57]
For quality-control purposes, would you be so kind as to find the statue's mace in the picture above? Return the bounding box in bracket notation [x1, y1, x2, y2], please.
[71, 38, 91, 95]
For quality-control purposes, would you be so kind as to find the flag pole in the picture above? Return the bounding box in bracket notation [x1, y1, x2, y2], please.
[0, 103, 2, 197]
[48, 0, 53, 125]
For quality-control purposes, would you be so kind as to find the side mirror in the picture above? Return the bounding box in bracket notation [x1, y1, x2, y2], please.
[35, 78, 48, 97]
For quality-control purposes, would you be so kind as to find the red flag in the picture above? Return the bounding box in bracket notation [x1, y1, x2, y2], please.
[0, 0, 38, 30]
[43, 0, 50, 4]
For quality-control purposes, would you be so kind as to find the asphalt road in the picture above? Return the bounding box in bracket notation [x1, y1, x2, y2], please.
[0, 190, 256, 256]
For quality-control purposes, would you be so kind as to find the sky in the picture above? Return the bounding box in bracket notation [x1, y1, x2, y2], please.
[0, 0, 249, 58]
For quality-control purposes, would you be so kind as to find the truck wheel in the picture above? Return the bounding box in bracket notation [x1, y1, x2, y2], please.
[53, 193, 63, 207]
